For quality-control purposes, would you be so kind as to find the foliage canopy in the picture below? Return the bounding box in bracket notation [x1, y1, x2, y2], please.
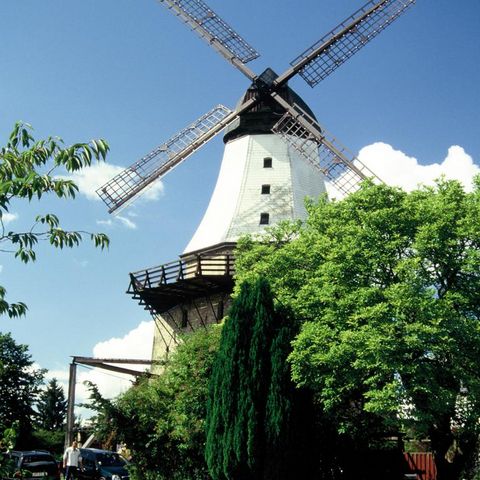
[236, 178, 480, 479]
[0, 122, 110, 317]
[86, 325, 222, 480]
[0, 332, 45, 447]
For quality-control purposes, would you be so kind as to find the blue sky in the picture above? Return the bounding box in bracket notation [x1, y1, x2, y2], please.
[1, 0, 479, 401]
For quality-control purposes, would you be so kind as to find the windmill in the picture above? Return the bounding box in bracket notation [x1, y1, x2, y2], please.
[97, 0, 416, 358]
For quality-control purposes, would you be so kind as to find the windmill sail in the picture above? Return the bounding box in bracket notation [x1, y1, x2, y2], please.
[98, 1, 416, 213]
[158, 0, 259, 79]
[277, 0, 415, 88]
[97, 105, 235, 213]
[110, 0, 418, 357]
[272, 107, 380, 195]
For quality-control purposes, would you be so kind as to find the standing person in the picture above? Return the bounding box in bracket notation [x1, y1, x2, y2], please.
[63, 440, 82, 480]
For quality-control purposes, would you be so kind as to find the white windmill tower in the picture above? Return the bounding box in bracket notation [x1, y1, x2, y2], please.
[97, 0, 416, 359]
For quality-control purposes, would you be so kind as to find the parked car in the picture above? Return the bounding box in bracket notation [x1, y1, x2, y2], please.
[78, 449, 129, 480]
[5, 450, 60, 480]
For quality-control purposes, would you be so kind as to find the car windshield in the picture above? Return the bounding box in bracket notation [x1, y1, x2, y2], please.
[96, 453, 126, 467]
[23, 455, 55, 465]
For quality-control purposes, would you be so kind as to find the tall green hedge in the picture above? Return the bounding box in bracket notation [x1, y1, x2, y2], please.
[205, 277, 315, 480]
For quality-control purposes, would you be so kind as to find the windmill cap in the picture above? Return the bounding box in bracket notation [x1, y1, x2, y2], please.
[223, 68, 317, 144]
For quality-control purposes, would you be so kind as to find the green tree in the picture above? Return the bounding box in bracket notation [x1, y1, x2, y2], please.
[0, 422, 19, 478]
[205, 277, 317, 480]
[0, 332, 45, 447]
[86, 325, 222, 480]
[36, 378, 67, 431]
[0, 122, 109, 317]
[236, 179, 480, 480]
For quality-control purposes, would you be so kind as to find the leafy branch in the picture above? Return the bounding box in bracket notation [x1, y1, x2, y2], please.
[0, 122, 111, 318]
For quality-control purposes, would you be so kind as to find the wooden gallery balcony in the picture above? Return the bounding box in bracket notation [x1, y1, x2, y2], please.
[127, 251, 235, 315]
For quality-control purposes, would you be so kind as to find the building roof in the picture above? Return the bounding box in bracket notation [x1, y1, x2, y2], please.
[223, 67, 317, 143]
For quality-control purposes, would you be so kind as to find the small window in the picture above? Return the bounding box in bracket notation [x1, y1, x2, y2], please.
[261, 184, 271, 194]
[263, 157, 272, 168]
[259, 213, 270, 225]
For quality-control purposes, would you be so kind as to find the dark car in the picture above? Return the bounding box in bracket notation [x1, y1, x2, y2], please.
[5, 450, 60, 480]
[78, 449, 129, 480]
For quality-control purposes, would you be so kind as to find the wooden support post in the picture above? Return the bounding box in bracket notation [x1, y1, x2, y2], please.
[176, 261, 184, 280]
[225, 254, 230, 276]
[65, 361, 77, 449]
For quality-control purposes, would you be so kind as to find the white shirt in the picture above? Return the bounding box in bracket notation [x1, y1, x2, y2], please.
[63, 447, 81, 467]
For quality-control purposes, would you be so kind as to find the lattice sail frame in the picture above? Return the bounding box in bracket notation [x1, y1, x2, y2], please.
[97, 105, 234, 213]
[97, 0, 417, 212]
[290, 0, 416, 87]
[272, 109, 381, 195]
[158, 0, 259, 65]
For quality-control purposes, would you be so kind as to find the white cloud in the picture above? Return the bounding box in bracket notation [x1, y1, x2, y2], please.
[92, 320, 153, 360]
[359, 143, 479, 192]
[28, 363, 67, 395]
[116, 215, 137, 230]
[73, 259, 89, 268]
[43, 369, 70, 396]
[46, 369, 70, 383]
[63, 162, 165, 204]
[76, 321, 154, 403]
[96, 219, 113, 227]
[65, 163, 125, 201]
[41, 321, 154, 420]
[138, 180, 164, 202]
[2, 212, 18, 224]
[96, 216, 137, 230]
[326, 143, 478, 199]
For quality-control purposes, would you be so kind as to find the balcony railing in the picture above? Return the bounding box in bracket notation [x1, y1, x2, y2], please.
[129, 253, 235, 291]
[127, 252, 235, 314]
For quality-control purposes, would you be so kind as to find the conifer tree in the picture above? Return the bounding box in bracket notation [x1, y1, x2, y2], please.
[36, 378, 67, 431]
[0, 332, 44, 447]
[205, 277, 309, 479]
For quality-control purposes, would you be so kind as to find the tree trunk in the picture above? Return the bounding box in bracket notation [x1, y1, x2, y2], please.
[430, 418, 461, 480]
